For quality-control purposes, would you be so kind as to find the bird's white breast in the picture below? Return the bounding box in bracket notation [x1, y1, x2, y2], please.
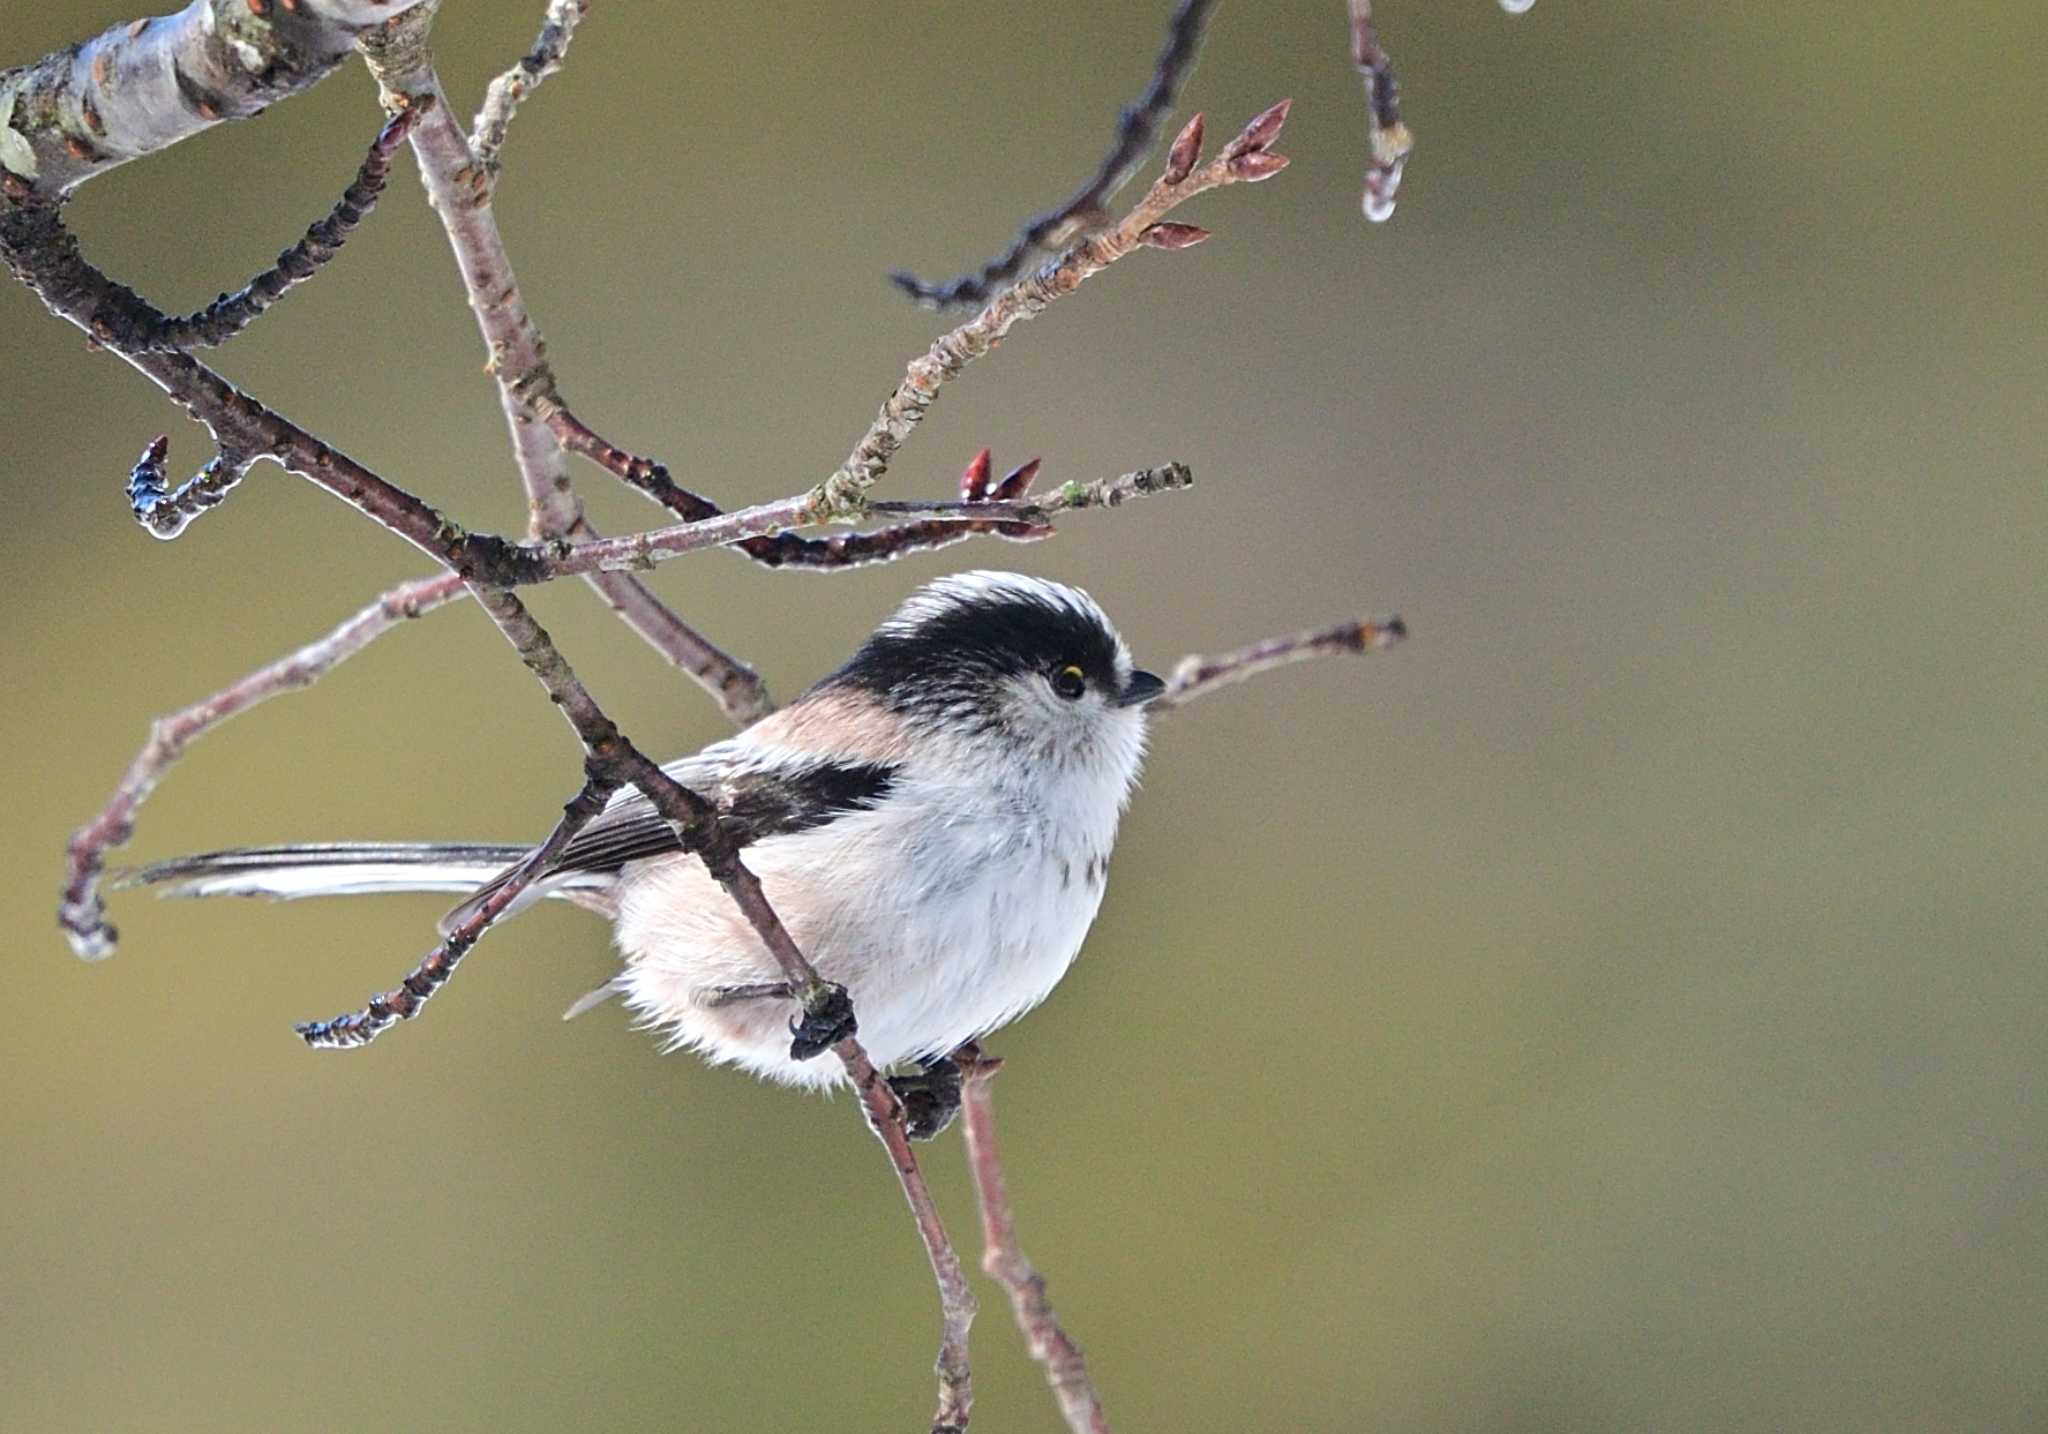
[610, 739, 1137, 1089]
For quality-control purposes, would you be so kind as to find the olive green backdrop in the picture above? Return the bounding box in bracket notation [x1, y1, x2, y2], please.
[3, 3, 2042, 1431]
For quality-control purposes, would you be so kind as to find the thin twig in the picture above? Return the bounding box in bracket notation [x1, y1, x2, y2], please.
[545, 408, 1053, 570]
[1152, 615, 1407, 711]
[549, 462, 1192, 578]
[59, 573, 467, 959]
[817, 97, 1295, 518]
[360, 16, 772, 726]
[471, 0, 589, 173]
[1349, 0, 1413, 222]
[957, 1050, 1109, 1434]
[138, 105, 420, 350]
[888, 0, 1221, 310]
[294, 760, 620, 1048]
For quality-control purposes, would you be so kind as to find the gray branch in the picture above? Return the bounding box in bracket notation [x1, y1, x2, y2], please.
[0, 0, 430, 201]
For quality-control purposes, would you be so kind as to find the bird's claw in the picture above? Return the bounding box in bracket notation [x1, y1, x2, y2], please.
[886, 1056, 964, 1141]
[788, 981, 857, 1060]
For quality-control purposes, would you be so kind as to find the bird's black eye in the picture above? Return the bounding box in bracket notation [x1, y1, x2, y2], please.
[1052, 664, 1087, 700]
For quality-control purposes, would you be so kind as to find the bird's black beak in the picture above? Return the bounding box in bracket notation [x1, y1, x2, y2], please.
[1115, 669, 1166, 707]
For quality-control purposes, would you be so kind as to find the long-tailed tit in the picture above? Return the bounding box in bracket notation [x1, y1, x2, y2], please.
[130, 571, 1165, 1136]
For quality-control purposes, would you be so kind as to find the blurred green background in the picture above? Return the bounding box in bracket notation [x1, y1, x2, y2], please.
[4, 2, 2043, 1430]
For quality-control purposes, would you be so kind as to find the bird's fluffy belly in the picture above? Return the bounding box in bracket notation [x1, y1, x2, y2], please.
[610, 804, 1109, 1088]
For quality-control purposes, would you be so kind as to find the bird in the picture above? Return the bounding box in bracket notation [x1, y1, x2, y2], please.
[126, 571, 1166, 1136]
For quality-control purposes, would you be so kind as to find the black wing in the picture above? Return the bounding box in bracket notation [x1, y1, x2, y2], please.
[544, 755, 899, 877]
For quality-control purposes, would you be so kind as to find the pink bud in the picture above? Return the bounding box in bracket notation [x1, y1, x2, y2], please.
[991, 457, 1041, 502]
[1226, 150, 1291, 183]
[1141, 223, 1212, 250]
[1222, 99, 1293, 159]
[960, 446, 993, 502]
[1163, 112, 1205, 184]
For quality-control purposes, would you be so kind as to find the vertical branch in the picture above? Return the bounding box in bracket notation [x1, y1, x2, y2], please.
[1348, 0, 1413, 221]
[356, 10, 770, 726]
[957, 1051, 1110, 1434]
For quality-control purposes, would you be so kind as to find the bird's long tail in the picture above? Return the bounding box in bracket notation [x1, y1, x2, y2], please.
[120, 842, 537, 903]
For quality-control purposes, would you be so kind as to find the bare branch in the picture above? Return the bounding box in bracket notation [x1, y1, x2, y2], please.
[294, 760, 620, 1048]
[1349, 0, 1413, 222]
[889, 0, 1221, 310]
[546, 409, 1053, 571]
[138, 104, 420, 350]
[957, 1050, 1109, 1434]
[471, 0, 588, 173]
[59, 573, 466, 960]
[0, 197, 543, 583]
[816, 98, 1293, 518]
[1153, 615, 1408, 712]
[550, 462, 1193, 579]
[358, 15, 772, 726]
[0, 0, 431, 201]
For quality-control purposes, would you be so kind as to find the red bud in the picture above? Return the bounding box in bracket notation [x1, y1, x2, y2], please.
[1226, 150, 1291, 183]
[1141, 222, 1212, 250]
[1222, 98, 1293, 159]
[1163, 112, 1205, 184]
[960, 446, 993, 502]
[991, 457, 1041, 502]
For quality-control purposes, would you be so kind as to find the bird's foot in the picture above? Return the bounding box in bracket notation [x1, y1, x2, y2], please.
[787, 980, 857, 1061]
[887, 1056, 964, 1141]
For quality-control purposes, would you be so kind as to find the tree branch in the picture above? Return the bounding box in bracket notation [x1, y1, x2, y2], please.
[887, 0, 1221, 310]
[545, 411, 1053, 572]
[137, 103, 419, 350]
[957, 1049, 1108, 1434]
[0, 0, 431, 201]
[815, 98, 1294, 518]
[1349, 0, 1413, 222]
[1153, 614, 1408, 711]
[470, 0, 587, 174]
[357, 10, 773, 726]
[59, 573, 466, 959]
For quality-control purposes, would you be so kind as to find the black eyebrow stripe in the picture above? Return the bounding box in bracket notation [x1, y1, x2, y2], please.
[543, 760, 898, 875]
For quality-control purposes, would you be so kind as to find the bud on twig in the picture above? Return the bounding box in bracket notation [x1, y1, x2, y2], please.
[1221, 98, 1292, 160]
[960, 447, 993, 502]
[991, 458, 1041, 502]
[1226, 151, 1291, 183]
[1141, 222, 1212, 250]
[1163, 112, 1205, 185]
